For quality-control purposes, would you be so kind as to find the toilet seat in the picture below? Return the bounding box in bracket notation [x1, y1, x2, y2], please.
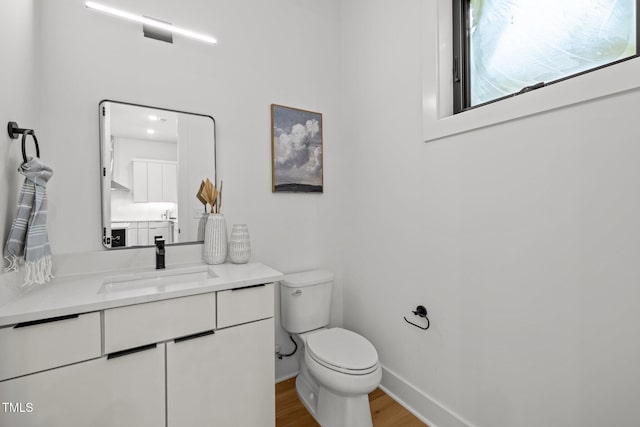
[306, 328, 379, 375]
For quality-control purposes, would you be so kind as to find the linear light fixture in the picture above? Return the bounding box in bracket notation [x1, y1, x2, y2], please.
[85, 1, 217, 45]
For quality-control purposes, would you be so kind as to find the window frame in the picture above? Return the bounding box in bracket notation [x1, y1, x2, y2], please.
[452, 0, 640, 114]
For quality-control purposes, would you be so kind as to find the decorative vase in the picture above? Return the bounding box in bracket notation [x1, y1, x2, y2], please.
[229, 224, 251, 264]
[197, 212, 208, 241]
[203, 213, 227, 264]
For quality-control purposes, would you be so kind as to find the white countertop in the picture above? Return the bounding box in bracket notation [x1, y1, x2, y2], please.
[0, 262, 283, 327]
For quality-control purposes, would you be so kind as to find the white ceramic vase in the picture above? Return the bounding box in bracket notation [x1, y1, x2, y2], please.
[203, 213, 227, 265]
[229, 224, 251, 264]
[197, 212, 208, 241]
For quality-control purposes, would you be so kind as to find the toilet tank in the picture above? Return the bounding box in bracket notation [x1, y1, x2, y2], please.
[280, 270, 334, 334]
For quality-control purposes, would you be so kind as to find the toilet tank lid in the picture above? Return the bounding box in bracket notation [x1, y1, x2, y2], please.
[281, 269, 334, 288]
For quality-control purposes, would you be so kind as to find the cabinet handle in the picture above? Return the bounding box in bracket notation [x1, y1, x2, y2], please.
[231, 283, 268, 291]
[13, 314, 79, 329]
[174, 330, 215, 343]
[107, 343, 157, 360]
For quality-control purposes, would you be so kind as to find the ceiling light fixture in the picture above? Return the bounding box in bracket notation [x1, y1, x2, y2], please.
[85, 1, 217, 45]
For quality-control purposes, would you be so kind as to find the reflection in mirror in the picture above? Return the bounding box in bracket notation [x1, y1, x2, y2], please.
[99, 101, 215, 249]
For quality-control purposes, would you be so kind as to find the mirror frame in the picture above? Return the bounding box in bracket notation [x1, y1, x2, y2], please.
[99, 99, 216, 249]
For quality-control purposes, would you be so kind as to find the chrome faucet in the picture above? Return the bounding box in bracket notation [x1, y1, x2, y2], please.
[155, 239, 165, 270]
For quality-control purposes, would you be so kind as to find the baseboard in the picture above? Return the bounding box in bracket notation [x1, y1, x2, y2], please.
[275, 370, 299, 384]
[379, 365, 475, 427]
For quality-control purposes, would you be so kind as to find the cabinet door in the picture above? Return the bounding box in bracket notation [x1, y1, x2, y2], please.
[167, 318, 275, 427]
[148, 225, 169, 245]
[126, 227, 137, 246]
[147, 162, 163, 201]
[0, 344, 165, 427]
[132, 160, 148, 202]
[0, 312, 101, 382]
[162, 162, 178, 202]
[138, 229, 150, 246]
[137, 221, 149, 246]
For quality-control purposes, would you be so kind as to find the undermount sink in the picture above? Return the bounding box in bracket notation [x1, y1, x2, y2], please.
[98, 265, 217, 294]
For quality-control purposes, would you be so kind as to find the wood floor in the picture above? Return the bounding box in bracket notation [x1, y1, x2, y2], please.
[276, 377, 427, 427]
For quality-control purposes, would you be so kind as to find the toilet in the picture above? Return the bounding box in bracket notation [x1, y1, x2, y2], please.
[280, 270, 382, 427]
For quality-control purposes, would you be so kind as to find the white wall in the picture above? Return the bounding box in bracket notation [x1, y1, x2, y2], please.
[1, 0, 343, 380]
[339, 1, 640, 427]
[0, 0, 38, 262]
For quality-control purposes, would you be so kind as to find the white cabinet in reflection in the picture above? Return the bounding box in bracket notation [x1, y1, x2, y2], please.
[137, 221, 150, 245]
[111, 221, 174, 246]
[149, 221, 172, 244]
[127, 227, 138, 246]
[133, 159, 177, 203]
[147, 162, 163, 201]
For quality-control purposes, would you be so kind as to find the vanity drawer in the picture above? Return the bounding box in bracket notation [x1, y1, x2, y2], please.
[217, 283, 274, 328]
[104, 293, 216, 354]
[0, 312, 101, 381]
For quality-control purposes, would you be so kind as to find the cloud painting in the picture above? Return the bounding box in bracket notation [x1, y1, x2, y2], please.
[271, 105, 323, 193]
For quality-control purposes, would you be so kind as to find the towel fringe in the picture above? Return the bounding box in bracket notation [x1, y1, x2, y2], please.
[22, 255, 54, 287]
[4, 255, 18, 272]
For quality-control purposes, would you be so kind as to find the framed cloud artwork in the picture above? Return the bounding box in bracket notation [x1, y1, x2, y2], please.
[271, 104, 323, 193]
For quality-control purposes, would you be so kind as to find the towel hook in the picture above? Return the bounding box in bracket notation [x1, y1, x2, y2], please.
[404, 305, 430, 330]
[7, 122, 40, 163]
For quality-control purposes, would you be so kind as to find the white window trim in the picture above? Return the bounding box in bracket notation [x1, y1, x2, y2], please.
[423, 0, 640, 142]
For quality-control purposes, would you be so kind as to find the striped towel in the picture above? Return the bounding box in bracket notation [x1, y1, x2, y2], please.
[4, 157, 54, 286]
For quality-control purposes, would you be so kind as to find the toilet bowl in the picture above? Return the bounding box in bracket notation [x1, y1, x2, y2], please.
[280, 270, 382, 427]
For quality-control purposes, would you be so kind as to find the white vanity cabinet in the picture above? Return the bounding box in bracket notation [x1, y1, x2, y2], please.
[0, 279, 276, 427]
[0, 312, 101, 381]
[103, 292, 216, 353]
[167, 318, 275, 427]
[0, 334, 165, 427]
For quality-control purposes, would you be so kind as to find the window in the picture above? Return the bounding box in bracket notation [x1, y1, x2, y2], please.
[452, 0, 639, 114]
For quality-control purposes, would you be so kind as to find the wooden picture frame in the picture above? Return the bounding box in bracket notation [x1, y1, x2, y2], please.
[271, 104, 323, 193]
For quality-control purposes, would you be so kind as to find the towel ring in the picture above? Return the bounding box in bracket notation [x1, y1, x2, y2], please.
[21, 130, 39, 163]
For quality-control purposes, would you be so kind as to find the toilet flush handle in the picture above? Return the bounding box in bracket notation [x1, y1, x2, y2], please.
[292, 289, 302, 296]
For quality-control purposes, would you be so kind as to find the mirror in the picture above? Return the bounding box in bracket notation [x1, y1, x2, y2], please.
[99, 101, 216, 249]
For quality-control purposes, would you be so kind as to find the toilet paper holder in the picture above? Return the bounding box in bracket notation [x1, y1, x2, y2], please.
[404, 305, 430, 330]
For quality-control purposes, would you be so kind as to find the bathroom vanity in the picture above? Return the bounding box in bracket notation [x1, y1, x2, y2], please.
[0, 262, 281, 427]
